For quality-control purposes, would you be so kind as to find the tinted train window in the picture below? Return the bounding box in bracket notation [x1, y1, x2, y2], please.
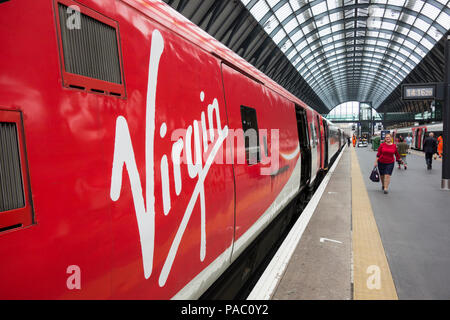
[240, 106, 260, 165]
[310, 123, 316, 147]
[316, 116, 321, 142]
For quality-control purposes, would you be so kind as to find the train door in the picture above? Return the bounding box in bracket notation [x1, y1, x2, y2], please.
[295, 105, 310, 187]
[221, 65, 270, 245]
[309, 117, 318, 184]
[416, 128, 424, 149]
[422, 128, 428, 150]
[316, 115, 323, 168]
[322, 120, 329, 169]
[415, 129, 420, 149]
[411, 128, 417, 148]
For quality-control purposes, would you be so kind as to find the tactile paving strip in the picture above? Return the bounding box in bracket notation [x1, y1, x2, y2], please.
[351, 148, 398, 300]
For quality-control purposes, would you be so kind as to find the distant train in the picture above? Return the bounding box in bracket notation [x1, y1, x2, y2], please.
[393, 123, 443, 150]
[0, 0, 346, 299]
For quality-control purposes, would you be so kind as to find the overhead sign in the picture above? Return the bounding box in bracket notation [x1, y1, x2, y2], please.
[401, 83, 444, 100]
[403, 85, 435, 100]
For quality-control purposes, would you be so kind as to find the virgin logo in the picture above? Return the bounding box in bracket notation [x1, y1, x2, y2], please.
[110, 30, 229, 287]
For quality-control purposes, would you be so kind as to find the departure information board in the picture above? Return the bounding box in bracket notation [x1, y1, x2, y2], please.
[402, 83, 444, 100]
[403, 86, 434, 99]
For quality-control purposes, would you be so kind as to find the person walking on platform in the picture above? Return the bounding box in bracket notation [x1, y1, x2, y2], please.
[374, 133, 402, 194]
[423, 132, 438, 170]
[352, 135, 357, 148]
[437, 134, 443, 158]
[347, 137, 351, 147]
[396, 136, 408, 170]
[406, 134, 412, 154]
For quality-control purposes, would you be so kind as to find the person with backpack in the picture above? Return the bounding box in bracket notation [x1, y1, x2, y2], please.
[397, 136, 409, 170]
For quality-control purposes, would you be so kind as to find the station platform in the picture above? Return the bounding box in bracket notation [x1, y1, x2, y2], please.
[248, 145, 450, 300]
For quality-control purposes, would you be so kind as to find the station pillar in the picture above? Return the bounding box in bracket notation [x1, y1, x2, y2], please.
[443, 35, 450, 190]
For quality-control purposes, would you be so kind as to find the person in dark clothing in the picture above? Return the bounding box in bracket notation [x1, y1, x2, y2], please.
[423, 132, 438, 170]
[347, 137, 351, 147]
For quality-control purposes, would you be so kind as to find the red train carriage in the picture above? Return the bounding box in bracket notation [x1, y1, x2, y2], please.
[0, 0, 343, 299]
[393, 123, 443, 150]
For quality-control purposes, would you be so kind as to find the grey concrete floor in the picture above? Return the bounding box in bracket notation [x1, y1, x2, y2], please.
[272, 148, 352, 300]
[355, 146, 450, 299]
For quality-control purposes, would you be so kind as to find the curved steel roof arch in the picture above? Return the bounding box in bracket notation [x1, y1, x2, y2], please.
[311, 62, 407, 86]
[319, 76, 401, 98]
[319, 80, 394, 102]
[313, 60, 407, 89]
[241, 0, 450, 109]
[294, 38, 425, 73]
[302, 50, 412, 83]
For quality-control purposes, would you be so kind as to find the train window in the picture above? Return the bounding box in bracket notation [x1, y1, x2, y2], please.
[240, 106, 260, 165]
[295, 106, 309, 148]
[316, 116, 321, 142]
[310, 123, 316, 147]
[55, 0, 126, 97]
[0, 110, 34, 233]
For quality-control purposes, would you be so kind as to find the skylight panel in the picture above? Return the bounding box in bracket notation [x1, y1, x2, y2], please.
[274, 2, 292, 22]
[287, 50, 297, 60]
[408, 30, 422, 43]
[420, 37, 434, 50]
[421, 2, 441, 20]
[329, 12, 342, 22]
[311, 1, 327, 16]
[381, 21, 397, 31]
[385, 8, 401, 20]
[319, 27, 332, 37]
[316, 14, 330, 27]
[302, 21, 315, 34]
[289, 0, 301, 11]
[296, 40, 307, 51]
[327, 0, 342, 10]
[413, 18, 430, 32]
[409, 0, 425, 12]
[331, 23, 343, 32]
[273, 28, 287, 44]
[291, 31, 303, 44]
[267, 0, 280, 7]
[281, 39, 293, 52]
[285, 18, 298, 33]
[250, 1, 269, 21]
[436, 11, 450, 30]
[263, 15, 277, 33]
[429, 25, 444, 41]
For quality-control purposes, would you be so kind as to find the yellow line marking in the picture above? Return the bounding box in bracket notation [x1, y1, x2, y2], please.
[351, 148, 398, 300]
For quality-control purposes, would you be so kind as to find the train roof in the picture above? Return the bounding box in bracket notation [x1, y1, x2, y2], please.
[395, 123, 443, 133]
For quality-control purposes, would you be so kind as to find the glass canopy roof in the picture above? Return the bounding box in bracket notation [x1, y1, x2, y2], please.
[240, 0, 450, 109]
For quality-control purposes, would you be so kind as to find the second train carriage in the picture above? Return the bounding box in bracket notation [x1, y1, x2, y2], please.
[394, 123, 443, 150]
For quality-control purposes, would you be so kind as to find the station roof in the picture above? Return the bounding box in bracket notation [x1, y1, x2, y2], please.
[163, 0, 450, 113]
[241, 0, 450, 109]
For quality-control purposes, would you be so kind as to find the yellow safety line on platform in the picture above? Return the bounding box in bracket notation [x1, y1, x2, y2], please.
[351, 148, 398, 300]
